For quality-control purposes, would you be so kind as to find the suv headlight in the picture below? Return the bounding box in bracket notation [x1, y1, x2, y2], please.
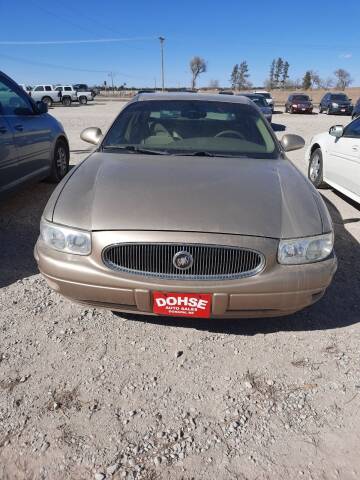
[278, 233, 333, 265]
[40, 220, 91, 255]
[332, 102, 338, 108]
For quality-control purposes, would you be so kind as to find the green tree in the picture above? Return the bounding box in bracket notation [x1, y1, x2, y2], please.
[269, 59, 276, 88]
[281, 61, 290, 88]
[302, 71, 312, 90]
[274, 57, 284, 88]
[237, 61, 251, 89]
[230, 64, 239, 89]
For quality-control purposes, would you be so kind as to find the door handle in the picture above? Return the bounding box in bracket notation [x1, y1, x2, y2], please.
[0, 126, 7, 134]
[14, 124, 23, 131]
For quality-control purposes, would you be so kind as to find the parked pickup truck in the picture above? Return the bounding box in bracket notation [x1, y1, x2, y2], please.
[30, 85, 61, 107]
[54, 85, 94, 106]
[73, 83, 97, 98]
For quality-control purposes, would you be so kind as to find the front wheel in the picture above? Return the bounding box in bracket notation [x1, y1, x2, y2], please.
[48, 139, 69, 183]
[308, 148, 326, 188]
[79, 96, 88, 105]
[319, 105, 323, 113]
[42, 96, 53, 108]
[62, 96, 72, 107]
[327, 107, 332, 115]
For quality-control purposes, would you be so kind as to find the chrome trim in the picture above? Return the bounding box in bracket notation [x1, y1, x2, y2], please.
[102, 243, 266, 281]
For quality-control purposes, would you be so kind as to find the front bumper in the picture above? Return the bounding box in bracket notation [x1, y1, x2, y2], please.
[35, 231, 337, 318]
[329, 106, 353, 115]
[292, 106, 313, 113]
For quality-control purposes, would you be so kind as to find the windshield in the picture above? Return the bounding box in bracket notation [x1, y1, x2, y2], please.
[255, 93, 271, 99]
[332, 94, 348, 102]
[102, 100, 278, 158]
[246, 96, 268, 107]
[292, 95, 310, 102]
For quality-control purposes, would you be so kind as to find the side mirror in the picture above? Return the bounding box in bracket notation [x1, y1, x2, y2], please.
[348, 98, 352, 102]
[80, 127, 103, 145]
[36, 101, 48, 114]
[329, 125, 344, 138]
[281, 134, 305, 152]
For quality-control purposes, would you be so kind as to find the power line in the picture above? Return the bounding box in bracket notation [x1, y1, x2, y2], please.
[0, 37, 157, 46]
[0, 52, 145, 79]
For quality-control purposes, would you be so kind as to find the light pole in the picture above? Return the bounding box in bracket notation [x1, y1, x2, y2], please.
[159, 36, 165, 91]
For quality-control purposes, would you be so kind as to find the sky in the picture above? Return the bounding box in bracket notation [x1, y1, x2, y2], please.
[0, 0, 359, 88]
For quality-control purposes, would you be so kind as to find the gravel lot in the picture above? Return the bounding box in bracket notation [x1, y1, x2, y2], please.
[1, 100, 359, 480]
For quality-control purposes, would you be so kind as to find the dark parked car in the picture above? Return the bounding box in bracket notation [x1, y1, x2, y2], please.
[352, 98, 360, 119]
[239, 94, 272, 122]
[285, 94, 313, 114]
[73, 83, 97, 98]
[319, 92, 353, 115]
[0, 71, 69, 197]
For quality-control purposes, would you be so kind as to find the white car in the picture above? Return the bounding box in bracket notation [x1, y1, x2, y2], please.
[31, 85, 61, 107]
[307, 117, 360, 204]
[253, 91, 274, 111]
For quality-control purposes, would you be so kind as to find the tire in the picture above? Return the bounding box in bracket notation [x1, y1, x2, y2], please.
[319, 105, 323, 113]
[79, 96, 88, 105]
[62, 96, 72, 107]
[327, 107, 332, 115]
[42, 96, 53, 108]
[285, 105, 288, 113]
[308, 148, 326, 188]
[48, 139, 69, 183]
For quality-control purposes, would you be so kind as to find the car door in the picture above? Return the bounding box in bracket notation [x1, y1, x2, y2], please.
[0, 76, 52, 180]
[0, 100, 18, 194]
[325, 117, 360, 198]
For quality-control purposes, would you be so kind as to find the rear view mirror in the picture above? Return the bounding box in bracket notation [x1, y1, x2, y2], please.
[329, 125, 344, 138]
[80, 127, 103, 145]
[281, 134, 305, 152]
[36, 101, 48, 114]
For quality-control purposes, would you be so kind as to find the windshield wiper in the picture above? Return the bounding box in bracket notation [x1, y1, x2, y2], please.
[103, 145, 168, 155]
[177, 151, 248, 158]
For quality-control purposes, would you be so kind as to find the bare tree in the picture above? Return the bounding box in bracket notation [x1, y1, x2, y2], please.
[334, 69, 352, 90]
[323, 77, 335, 90]
[208, 79, 219, 88]
[309, 71, 322, 89]
[190, 56, 207, 89]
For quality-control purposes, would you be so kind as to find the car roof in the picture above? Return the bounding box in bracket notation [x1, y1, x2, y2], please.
[134, 92, 252, 105]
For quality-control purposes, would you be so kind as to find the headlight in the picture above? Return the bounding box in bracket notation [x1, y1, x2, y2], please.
[40, 220, 91, 255]
[292, 104, 298, 108]
[332, 102, 338, 108]
[278, 233, 333, 265]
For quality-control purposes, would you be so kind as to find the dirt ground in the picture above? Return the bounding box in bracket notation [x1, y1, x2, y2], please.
[0, 101, 359, 480]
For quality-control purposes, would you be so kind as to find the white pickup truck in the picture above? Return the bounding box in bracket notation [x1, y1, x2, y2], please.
[54, 85, 94, 106]
[30, 85, 61, 107]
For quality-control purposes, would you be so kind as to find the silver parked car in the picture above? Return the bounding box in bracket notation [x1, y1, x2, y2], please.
[0, 71, 69, 197]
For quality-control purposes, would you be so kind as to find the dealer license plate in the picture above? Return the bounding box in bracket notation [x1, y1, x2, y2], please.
[153, 292, 211, 318]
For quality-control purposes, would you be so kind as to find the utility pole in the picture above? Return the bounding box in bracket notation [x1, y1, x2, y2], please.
[159, 36, 165, 91]
[108, 72, 115, 94]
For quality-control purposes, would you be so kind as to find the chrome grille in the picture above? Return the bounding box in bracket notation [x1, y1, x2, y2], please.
[102, 243, 265, 280]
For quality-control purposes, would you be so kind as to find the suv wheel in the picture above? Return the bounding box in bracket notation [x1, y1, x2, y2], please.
[319, 105, 323, 113]
[42, 96, 53, 108]
[327, 107, 332, 115]
[62, 96, 72, 107]
[79, 96, 88, 105]
[308, 148, 326, 188]
[48, 139, 69, 183]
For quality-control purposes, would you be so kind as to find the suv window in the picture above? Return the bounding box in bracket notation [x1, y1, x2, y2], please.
[64, 87, 72, 91]
[343, 118, 360, 138]
[55, 87, 62, 91]
[45, 86, 52, 91]
[0, 78, 34, 116]
[34, 86, 44, 91]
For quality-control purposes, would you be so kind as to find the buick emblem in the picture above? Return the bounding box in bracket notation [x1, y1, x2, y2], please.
[173, 251, 193, 270]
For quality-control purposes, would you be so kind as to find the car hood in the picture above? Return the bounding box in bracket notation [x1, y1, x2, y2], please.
[48, 152, 327, 239]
